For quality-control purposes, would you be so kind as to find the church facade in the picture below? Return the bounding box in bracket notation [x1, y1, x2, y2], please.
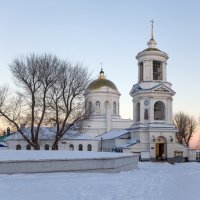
[5, 25, 191, 161]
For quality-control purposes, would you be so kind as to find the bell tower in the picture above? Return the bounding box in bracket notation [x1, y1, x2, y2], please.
[130, 21, 177, 160]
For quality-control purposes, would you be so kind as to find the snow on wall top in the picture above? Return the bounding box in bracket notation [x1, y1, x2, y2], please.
[0, 150, 133, 161]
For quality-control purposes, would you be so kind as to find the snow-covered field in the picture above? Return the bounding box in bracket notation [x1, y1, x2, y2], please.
[0, 162, 199, 200]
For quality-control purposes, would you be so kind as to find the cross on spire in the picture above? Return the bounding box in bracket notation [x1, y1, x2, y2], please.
[99, 62, 105, 79]
[100, 62, 103, 70]
[147, 20, 157, 48]
[150, 19, 154, 39]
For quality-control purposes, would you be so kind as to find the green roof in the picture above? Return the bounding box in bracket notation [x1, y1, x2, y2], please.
[0, 135, 7, 141]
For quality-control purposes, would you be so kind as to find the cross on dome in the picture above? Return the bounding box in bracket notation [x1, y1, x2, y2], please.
[99, 63, 105, 79]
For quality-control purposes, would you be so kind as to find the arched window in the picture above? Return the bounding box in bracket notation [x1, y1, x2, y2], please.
[26, 144, 31, 150]
[154, 101, 165, 120]
[87, 144, 92, 151]
[113, 102, 117, 114]
[139, 62, 143, 82]
[89, 102, 92, 114]
[69, 144, 74, 151]
[136, 102, 140, 122]
[78, 144, 83, 151]
[105, 101, 110, 110]
[96, 101, 100, 113]
[44, 144, 50, 150]
[16, 144, 21, 150]
[153, 60, 163, 80]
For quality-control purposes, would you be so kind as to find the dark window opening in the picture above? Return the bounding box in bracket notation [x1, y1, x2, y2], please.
[139, 62, 143, 82]
[69, 144, 74, 151]
[26, 144, 31, 150]
[153, 61, 162, 80]
[96, 101, 100, 113]
[113, 102, 117, 114]
[154, 101, 165, 120]
[136, 102, 140, 122]
[16, 144, 21, 150]
[87, 144, 92, 151]
[44, 144, 50, 150]
[78, 144, 83, 151]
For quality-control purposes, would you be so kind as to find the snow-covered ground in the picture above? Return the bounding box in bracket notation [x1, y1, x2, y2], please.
[0, 162, 199, 200]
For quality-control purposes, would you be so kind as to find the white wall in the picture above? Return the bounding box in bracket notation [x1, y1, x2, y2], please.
[7, 139, 99, 152]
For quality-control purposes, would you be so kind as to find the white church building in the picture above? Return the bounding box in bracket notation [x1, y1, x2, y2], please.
[82, 68, 133, 136]
[5, 24, 193, 162]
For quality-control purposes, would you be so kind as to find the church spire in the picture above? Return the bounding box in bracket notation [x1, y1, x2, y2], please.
[147, 20, 157, 48]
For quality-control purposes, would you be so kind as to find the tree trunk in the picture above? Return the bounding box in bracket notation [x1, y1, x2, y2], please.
[51, 140, 59, 150]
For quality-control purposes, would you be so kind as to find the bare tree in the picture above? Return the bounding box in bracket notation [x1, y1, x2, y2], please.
[0, 54, 62, 149]
[46, 62, 90, 150]
[0, 54, 91, 150]
[0, 86, 33, 145]
[174, 112, 198, 147]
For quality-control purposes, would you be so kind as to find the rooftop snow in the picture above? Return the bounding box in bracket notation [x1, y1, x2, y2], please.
[96, 129, 129, 140]
[116, 139, 139, 148]
[6, 127, 98, 141]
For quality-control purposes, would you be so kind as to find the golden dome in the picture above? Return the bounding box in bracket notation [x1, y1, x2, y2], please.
[87, 68, 118, 91]
[87, 78, 118, 91]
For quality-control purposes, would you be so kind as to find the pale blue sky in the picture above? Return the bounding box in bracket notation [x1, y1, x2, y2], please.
[0, 0, 200, 119]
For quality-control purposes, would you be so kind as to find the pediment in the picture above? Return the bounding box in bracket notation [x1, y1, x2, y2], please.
[152, 84, 175, 95]
[132, 85, 141, 93]
[130, 84, 142, 96]
[130, 83, 176, 96]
